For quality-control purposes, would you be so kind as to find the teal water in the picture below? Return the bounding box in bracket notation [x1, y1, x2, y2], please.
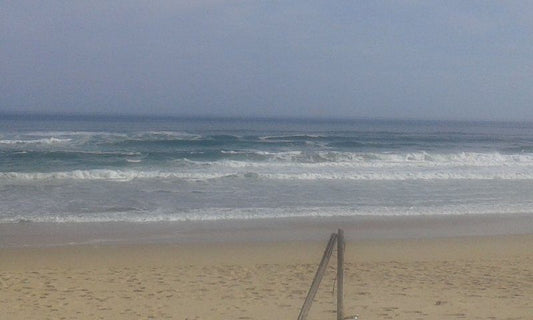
[1, 114, 533, 222]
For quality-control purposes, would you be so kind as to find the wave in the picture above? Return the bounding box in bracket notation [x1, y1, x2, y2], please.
[2, 204, 531, 223]
[0, 131, 203, 147]
[0, 170, 231, 182]
[5, 130, 524, 154]
[213, 150, 533, 166]
[5, 146, 532, 166]
[16, 150, 141, 156]
[21, 131, 198, 141]
[25, 131, 128, 138]
[2, 162, 533, 182]
[126, 131, 203, 141]
[259, 134, 328, 141]
[0, 137, 72, 145]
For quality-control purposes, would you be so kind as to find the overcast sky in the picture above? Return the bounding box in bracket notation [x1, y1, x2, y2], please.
[2, 1, 533, 121]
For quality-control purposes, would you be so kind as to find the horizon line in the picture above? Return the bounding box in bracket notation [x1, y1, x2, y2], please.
[1, 110, 532, 125]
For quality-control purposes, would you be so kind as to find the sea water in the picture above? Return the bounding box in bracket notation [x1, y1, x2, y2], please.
[1, 114, 533, 223]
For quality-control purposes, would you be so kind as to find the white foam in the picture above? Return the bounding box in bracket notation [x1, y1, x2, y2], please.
[131, 131, 202, 141]
[2, 151, 533, 182]
[1, 131, 201, 146]
[74, 151, 142, 156]
[211, 150, 533, 167]
[0, 170, 230, 182]
[2, 164, 533, 182]
[259, 134, 325, 140]
[26, 131, 127, 137]
[0, 137, 72, 145]
[1, 204, 531, 223]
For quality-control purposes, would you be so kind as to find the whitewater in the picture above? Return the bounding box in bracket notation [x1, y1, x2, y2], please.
[1, 115, 533, 223]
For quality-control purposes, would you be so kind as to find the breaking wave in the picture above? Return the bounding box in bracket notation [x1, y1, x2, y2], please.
[0, 137, 72, 145]
[2, 151, 533, 183]
[2, 204, 532, 223]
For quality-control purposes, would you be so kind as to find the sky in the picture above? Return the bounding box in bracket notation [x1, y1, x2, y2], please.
[2, 1, 533, 121]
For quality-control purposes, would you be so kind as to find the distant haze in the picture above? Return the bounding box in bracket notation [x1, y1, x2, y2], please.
[2, 1, 533, 121]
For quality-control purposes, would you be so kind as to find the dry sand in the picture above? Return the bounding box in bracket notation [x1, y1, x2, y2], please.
[1, 234, 532, 320]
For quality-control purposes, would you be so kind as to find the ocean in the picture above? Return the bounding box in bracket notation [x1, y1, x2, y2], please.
[1, 114, 533, 224]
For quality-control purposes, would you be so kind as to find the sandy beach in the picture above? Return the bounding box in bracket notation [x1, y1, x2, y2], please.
[1, 231, 532, 320]
[4, 1, 533, 319]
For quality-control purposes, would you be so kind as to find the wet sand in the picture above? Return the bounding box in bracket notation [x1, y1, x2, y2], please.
[2, 213, 533, 247]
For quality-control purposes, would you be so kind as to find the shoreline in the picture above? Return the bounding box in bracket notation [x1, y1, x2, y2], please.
[1, 213, 533, 248]
[2, 213, 532, 319]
